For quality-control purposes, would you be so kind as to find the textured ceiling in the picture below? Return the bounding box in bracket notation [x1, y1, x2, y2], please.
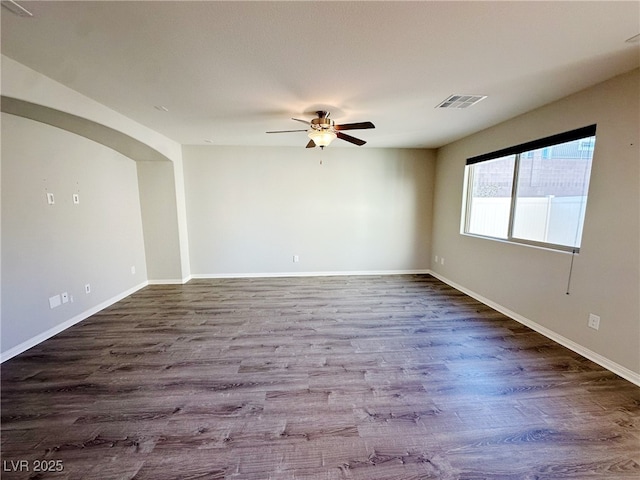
[2, 1, 639, 148]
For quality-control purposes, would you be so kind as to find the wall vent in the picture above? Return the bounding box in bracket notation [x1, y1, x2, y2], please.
[436, 94, 487, 109]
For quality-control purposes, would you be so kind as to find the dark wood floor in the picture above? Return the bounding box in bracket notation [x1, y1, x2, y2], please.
[1, 274, 638, 479]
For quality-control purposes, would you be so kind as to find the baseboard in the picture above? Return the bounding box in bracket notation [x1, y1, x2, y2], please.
[428, 270, 640, 387]
[0, 281, 149, 363]
[148, 277, 191, 285]
[190, 269, 431, 279]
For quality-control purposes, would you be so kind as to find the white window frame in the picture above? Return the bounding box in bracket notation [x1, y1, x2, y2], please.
[461, 125, 597, 253]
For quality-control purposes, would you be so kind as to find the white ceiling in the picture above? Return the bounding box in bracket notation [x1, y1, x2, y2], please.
[2, 1, 639, 149]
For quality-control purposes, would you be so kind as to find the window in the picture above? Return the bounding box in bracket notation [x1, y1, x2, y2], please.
[463, 125, 596, 252]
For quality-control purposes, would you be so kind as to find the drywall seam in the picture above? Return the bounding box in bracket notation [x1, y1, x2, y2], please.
[429, 271, 640, 387]
[0, 281, 149, 363]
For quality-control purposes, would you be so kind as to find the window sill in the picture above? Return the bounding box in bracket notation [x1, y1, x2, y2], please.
[461, 232, 579, 254]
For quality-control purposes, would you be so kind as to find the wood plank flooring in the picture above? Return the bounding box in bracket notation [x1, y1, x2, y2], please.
[1, 274, 639, 479]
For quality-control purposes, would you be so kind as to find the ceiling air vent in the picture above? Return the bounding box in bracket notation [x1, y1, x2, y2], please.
[436, 94, 487, 109]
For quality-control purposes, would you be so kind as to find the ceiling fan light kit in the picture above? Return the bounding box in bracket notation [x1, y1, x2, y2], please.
[307, 129, 336, 148]
[267, 110, 375, 150]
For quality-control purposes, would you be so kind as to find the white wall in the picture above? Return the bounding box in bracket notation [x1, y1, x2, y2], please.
[1, 55, 191, 283]
[183, 146, 435, 276]
[1, 113, 148, 354]
[0, 57, 194, 359]
[431, 69, 640, 378]
[137, 161, 184, 282]
[1, 55, 182, 164]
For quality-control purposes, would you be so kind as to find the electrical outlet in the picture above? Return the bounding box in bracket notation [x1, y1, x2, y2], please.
[72, 193, 80, 204]
[131, 266, 136, 275]
[85, 283, 91, 294]
[293, 255, 299, 263]
[61, 292, 69, 304]
[440, 257, 445, 265]
[588, 313, 600, 330]
[434, 255, 439, 263]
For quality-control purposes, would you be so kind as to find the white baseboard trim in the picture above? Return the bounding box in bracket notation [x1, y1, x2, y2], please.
[0, 281, 149, 363]
[148, 278, 191, 285]
[428, 270, 640, 387]
[190, 269, 431, 280]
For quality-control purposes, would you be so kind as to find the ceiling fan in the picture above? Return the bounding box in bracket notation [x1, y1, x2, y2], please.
[266, 111, 375, 149]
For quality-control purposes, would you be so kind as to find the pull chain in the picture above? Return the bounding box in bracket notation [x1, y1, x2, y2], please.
[566, 249, 576, 295]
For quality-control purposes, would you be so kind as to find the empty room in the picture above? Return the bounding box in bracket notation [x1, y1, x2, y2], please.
[1, 1, 639, 479]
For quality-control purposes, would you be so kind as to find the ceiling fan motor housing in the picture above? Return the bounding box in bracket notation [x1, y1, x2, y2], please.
[311, 116, 333, 130]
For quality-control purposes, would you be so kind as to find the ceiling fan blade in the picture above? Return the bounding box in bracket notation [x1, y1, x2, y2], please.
[306, 139, 316, 148]
[266, 129, 308, 134]
[335, 121, 375, 131]
[292, 118, 311, 126]
[337, 131, 366, 146]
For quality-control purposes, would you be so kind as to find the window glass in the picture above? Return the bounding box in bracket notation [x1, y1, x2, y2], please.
[466, 155, 515, 239]
[512, 137, 594, 247]
[462, 126, 596, 252]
